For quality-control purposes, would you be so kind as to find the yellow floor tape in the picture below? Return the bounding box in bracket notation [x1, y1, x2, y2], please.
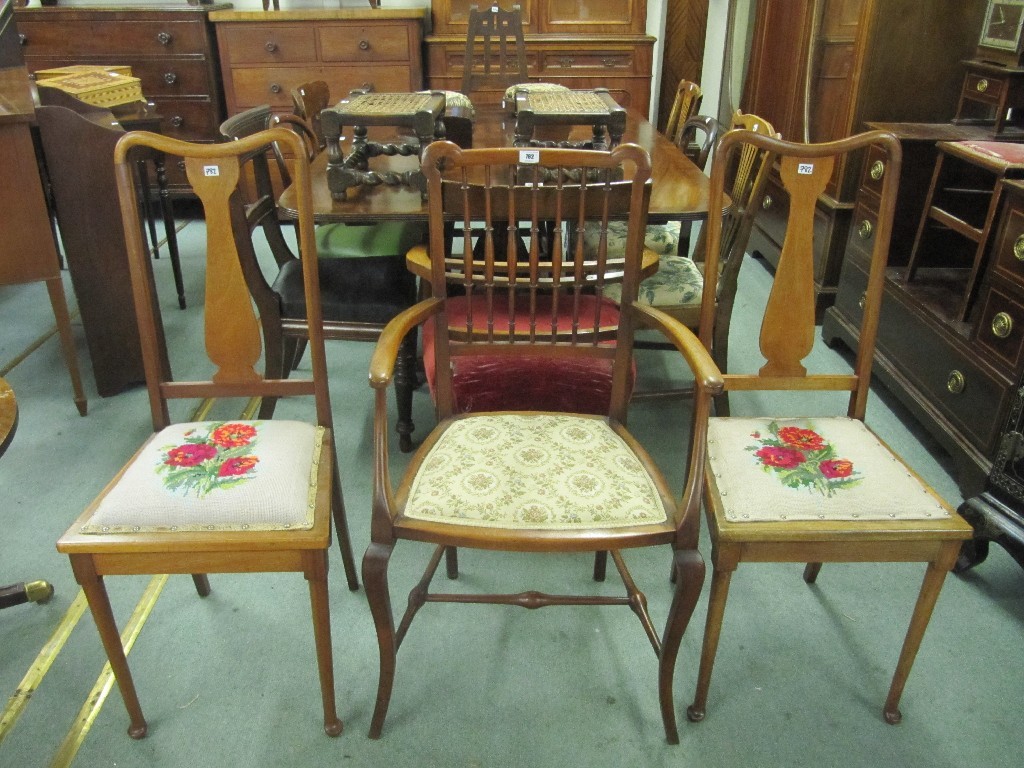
[0, 590, 87, 745]
[49, 574, 168, 768]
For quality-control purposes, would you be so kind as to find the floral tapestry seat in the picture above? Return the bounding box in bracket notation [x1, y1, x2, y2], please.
[79, 421, 324, 534]
[707, 417, 949, 522]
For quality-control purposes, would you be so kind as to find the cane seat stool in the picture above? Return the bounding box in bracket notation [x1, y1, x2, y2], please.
[512, 88, 627, 150]
[321, 90, 446, 200]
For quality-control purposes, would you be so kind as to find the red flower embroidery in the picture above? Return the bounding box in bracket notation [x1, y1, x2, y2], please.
[777, 426, 826, 451]
[819, 459, 854, 479]
[218, 456, 259, 477]
[165, 443, 218, 467]
[211, 423, 257, 448]
[754, 446, 805, 469]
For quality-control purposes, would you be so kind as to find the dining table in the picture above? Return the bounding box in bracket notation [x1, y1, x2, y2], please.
[278, 104, 726, 226]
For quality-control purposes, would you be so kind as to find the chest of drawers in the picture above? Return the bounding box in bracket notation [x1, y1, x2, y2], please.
[14, 5, 229, 192]
[210, 9, 426, 117]
[823, 126, 1024, 495]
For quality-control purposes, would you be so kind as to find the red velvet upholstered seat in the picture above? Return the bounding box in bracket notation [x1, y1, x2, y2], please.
[422, 293, 635, 413]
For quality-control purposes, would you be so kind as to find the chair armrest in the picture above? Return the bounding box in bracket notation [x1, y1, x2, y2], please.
[369, 297, 443, 389]
[629, 303, 724, 396]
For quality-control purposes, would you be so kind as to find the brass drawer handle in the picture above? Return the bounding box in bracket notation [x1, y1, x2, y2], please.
[992, 311, 1014, 339]
[1014, 234, 1024, 261]
[270, 83, 282, 94]
[265, 41, 278, 53]
[560, 57, 574, 68]
[163, 72, 177, 85]
[762, 194, 773, 210]
[976, 78, 989, 93]
[18, 33, 25, 46]
[858, 293, 867, 310]
[359, 40, 371, 51]
[947, 370, 966, 395]
[870, 160, 884, 181]
[156, 31, 172, 46]
[169, 116, 183, 128]
[858, 219, 873, 240]
[602, 57, 616, 67]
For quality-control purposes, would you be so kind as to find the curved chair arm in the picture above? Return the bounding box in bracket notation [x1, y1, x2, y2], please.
[678, 114, 721, 171]
[369, 297, 444, 389]
[629, 303, 724, 396]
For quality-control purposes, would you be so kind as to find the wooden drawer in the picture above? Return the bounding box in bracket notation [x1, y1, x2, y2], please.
[228, 65, 412, 109]
[974, 283, 1024, 372]
[150, 97, 220, 141]
[752, 173, 790, 251]
[838, 253, 1010, 453]
[18, 19, 211, 57]
[962, 71, 1006, 107]
[992, 198, 1024, 289]
[858, 143, 891, 208]
[219, 24, 318, 64]
[319, 24, 412, 62]
[845, 202, 879, 260]
[536, 49, 636, 75]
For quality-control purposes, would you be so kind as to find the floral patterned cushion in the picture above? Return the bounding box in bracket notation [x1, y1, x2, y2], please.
[603, 254, 703, 311]
[583, 220, 683, 258]
[404, 414, 667, 529]
[706, 417, 951, 522]
[79, 421, 324, 533]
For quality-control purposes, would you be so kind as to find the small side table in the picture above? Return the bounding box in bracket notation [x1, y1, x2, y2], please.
[512, 88, 626, 150]
[0, 378, 55, 610]
[954, 59, 1024, 135]
[321, 90, 446, 200]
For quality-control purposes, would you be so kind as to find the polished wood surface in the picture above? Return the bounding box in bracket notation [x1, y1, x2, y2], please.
[279, 106, 722, 225]
[0, 377, 15, 458]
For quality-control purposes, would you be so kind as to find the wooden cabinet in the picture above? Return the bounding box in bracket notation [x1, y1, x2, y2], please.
[743, 0, 989, 315]
[425, 0, 654, 113]
[822, 124, 1024, 495]
[14, 5, 229, 192]
[210, 9, 425, 116]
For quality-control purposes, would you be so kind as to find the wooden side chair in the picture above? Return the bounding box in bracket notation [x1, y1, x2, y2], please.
[461, 4, 529, 97]
[55, 126, 359, 739]
[220, 106, 424, 451]
[663, 79, 703, 147]
[363, 140, 723, 743]
[597, 111, 776, 409]
[686, 128, 974, 725]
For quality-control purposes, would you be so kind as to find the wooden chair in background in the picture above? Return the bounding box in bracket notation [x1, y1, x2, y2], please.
[55, 127, 359, 739]
[220, 106, 424, 450]
[685, 129, 974, 726]
[363, 140, 723, 743]
[663, 79, 703, 147]
[604, 111, 777, 410]
[460, 3, 529, 98]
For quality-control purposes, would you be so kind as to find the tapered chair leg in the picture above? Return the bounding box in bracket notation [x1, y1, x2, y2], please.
[882, 545, 957, 725]
[659, 548, 705, 744]
[71, 556, 148, 739]
[305, 551, 343, 736]
[687, 566, 734, 723]
[45, 276, 87, 417]
[329, 458, 359, 591]
[362, 541, 397, 739]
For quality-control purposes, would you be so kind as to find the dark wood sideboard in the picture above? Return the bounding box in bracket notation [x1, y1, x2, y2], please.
[424, 0, 654, 114]
[823, 123, 1024, 496]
